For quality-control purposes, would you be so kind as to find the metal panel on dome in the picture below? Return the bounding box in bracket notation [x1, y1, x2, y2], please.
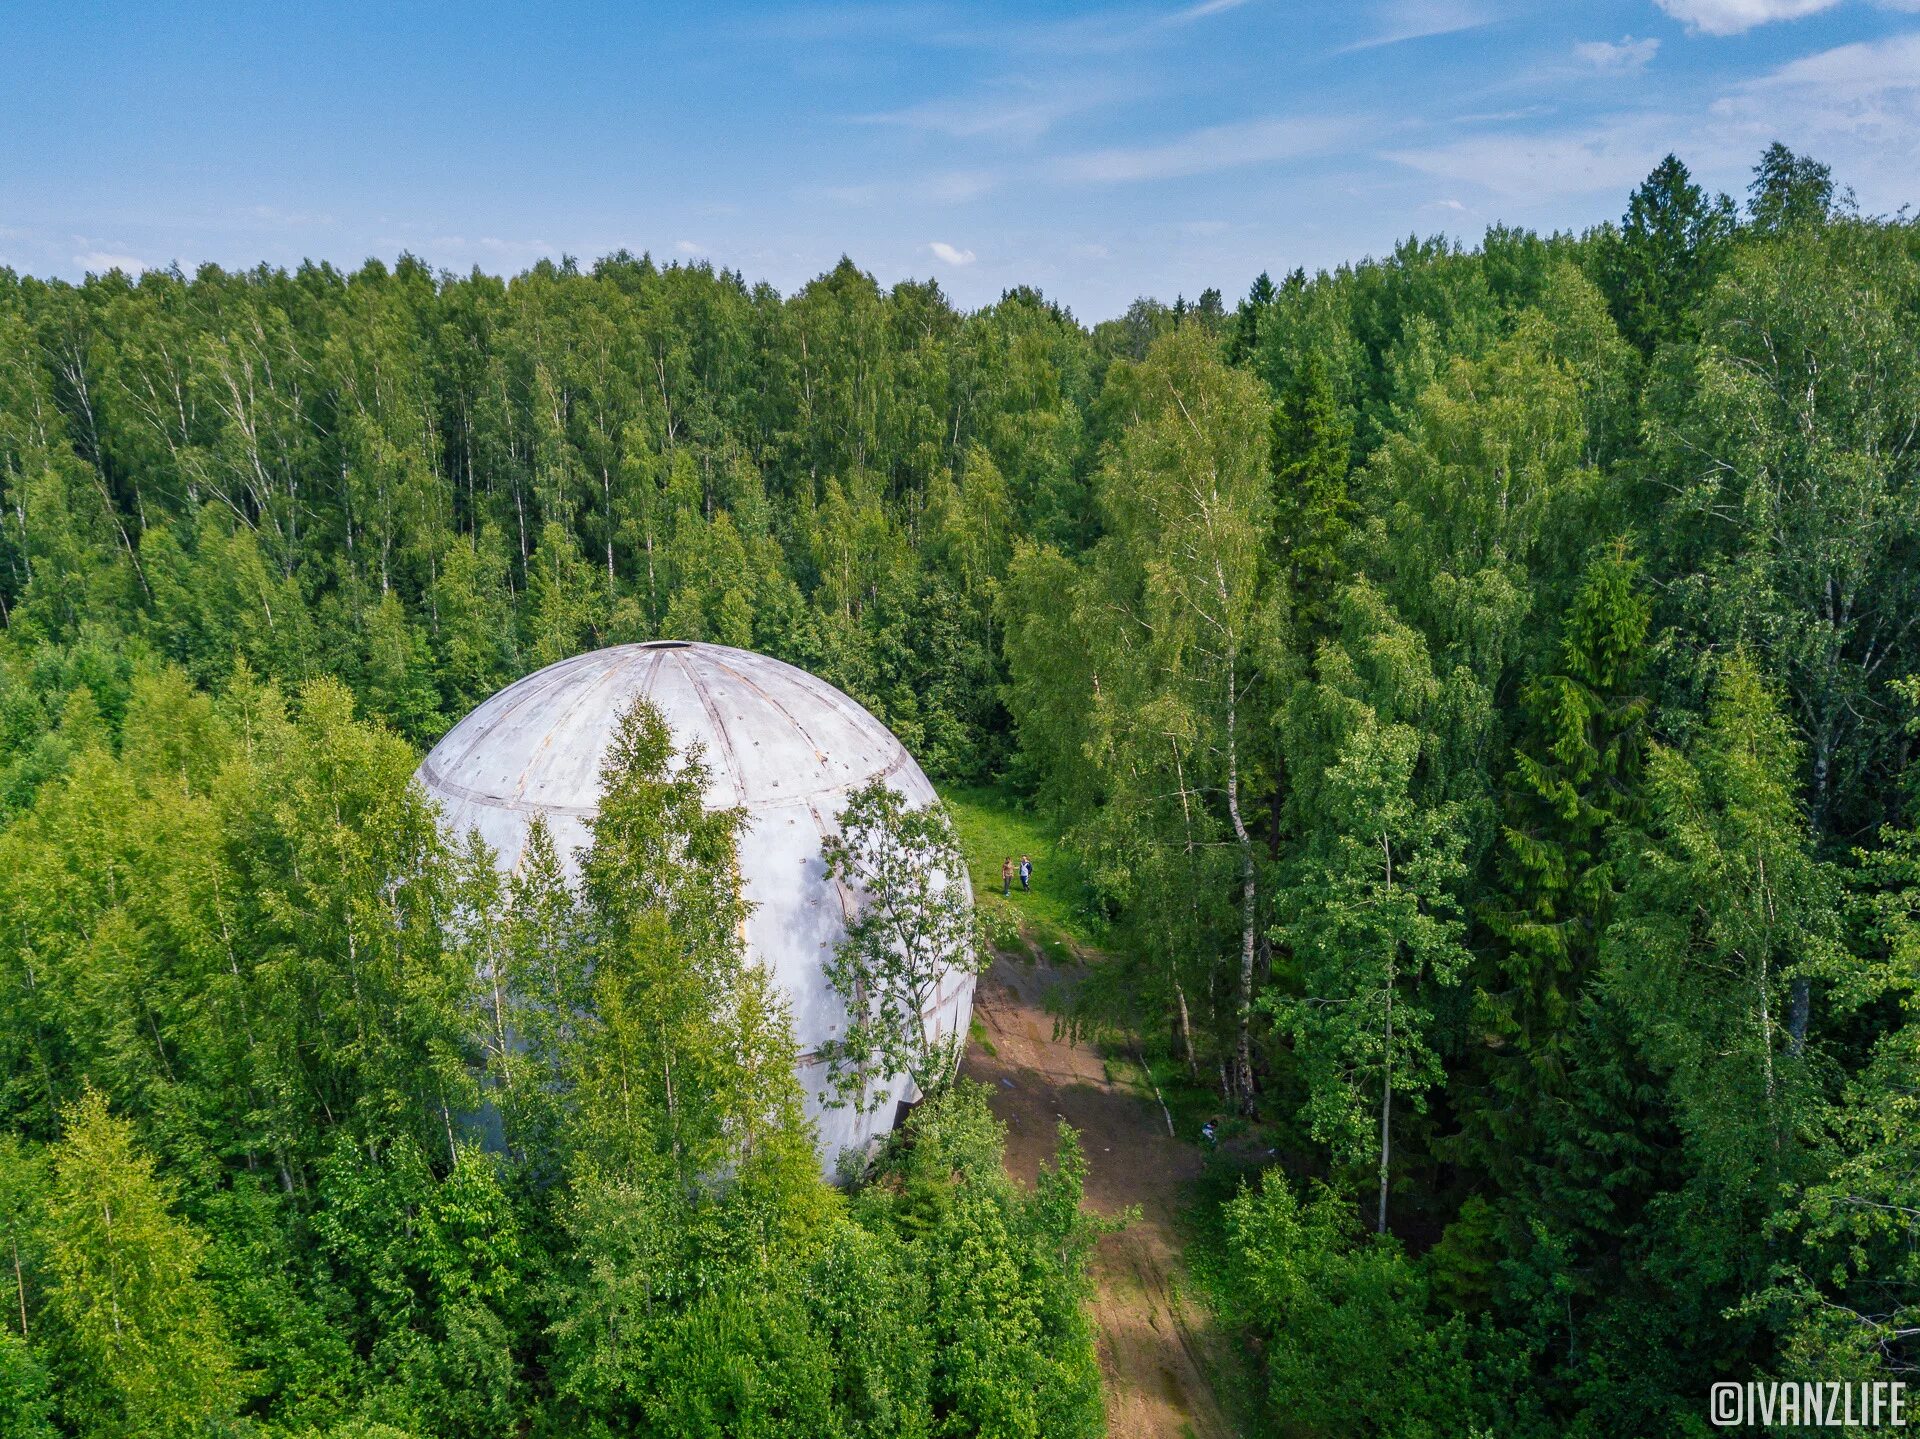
[415, 640, 975, 1177]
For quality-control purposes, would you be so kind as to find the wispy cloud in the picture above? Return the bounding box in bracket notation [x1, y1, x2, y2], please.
[1385, 114, 1674, 200]
[1740, 28, 1920, 98]
[1652, 0, 1840, 36]
[857, 82, 1110, 144]
[1388, 29, 1920, 210]
[928, 240, 976, 265]
[1057, 115, 1349, 183]
[675, 239, 705, 255]
[1573, 36, 1660, 71]
[1168, 0, 1255, 20]
[1341, 0, 1494, 52]
[73, 250, 146, 274]
[1710, 31, 1920, 194]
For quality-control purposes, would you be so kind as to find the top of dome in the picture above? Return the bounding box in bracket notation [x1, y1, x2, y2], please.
[418, 643, 916, 836]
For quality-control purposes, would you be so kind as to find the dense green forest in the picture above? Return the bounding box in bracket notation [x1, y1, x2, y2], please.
[2, 141, 1917, 1435]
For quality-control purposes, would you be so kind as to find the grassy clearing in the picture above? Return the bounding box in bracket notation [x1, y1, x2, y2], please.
[940, 784, 1104, 961]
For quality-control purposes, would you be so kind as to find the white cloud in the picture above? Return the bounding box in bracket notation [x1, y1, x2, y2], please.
[675, 239, 705, 255]
[928, 240, 977, 265]
[1709, 32, 1920, 197]
[1388, 30, 1920, 214]
[1058, 115, 1348, 182]
[1342, 0, 1493, 52]
[1743, 29, 1920, 98]
[1386, 115, 1676, 200]
[73, 251, 146, 274]
[1653, 0, 1840, 36]
[1574, 35, 1660, 70]
[859, 89, 1101, 144]
[920, 169, 998, 203]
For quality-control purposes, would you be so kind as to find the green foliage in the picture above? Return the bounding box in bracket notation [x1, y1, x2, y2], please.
[1, 149, 1918, 1433]
[1269, 348, 1353, 634]
[1648, 217, 1920, 849]
[1594, 153, 1735, 352]
[1215, 1174, 1539, 1439]
[1007, 325, 1281, 1099]
[818, 780, 987, 1108]
[0, 1330, 56, 1439]
[1748, 142, 1838, 234]
[864, 1085, 1107, 1439]
[1473, 544, 1651, 1132]
[40, 1090, 239, 1439]
[1271, 606, 1472, 1230]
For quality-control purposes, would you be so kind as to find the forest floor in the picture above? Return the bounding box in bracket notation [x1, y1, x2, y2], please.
[960, 938, 1238, 1439]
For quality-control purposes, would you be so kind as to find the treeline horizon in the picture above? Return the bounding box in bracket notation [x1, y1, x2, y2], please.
[2, 138, 1918, 1438]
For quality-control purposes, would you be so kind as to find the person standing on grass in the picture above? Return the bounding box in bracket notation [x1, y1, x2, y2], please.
[1019, 854, 1032, 892]
[1002, 857, 1013, 896]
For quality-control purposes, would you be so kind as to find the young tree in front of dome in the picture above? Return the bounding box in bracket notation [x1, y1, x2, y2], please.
[817, 779, 987, 1116]
[539, 698, 827, 1426]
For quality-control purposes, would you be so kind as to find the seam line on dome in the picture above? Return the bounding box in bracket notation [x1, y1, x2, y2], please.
[706, 653, 830, 760]
[429, 657, 585, 775]
[512, 651, 631, 806]
[672, 649, 747, 807]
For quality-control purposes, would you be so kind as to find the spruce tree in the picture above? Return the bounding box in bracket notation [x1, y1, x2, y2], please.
[1270, 347, 1353, 639]
[1480, 544, 1651, 1098]
[1599, 153, 1735, 352]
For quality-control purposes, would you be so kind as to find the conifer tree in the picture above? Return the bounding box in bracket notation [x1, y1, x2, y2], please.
[1269, 347, 1353, 638]
[1481, 544, 1651, 1086]
[1598, 153, 1735, 352]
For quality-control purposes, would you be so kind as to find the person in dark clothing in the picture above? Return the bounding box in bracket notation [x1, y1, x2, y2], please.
[1002, 857, 1013, 897]
[1019, 855, 1032, 892]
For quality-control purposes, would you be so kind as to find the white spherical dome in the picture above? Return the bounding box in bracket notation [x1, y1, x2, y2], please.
[416, 640, 976, 1173]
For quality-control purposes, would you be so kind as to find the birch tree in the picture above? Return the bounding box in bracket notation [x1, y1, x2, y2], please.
[816, 779, 985, 1110]
[1271, 707, 1469, 1234]
[1078, 326, 1280, 1108]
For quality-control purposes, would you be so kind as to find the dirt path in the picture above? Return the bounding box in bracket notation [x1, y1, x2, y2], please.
[961, 950, 1236, 1439]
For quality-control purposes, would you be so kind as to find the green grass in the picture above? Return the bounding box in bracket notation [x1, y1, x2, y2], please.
[940, 784, 1104, 960]
[967, 1014, 997, 1058]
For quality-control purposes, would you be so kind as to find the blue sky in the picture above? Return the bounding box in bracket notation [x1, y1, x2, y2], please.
[3, 0, 1916, 319]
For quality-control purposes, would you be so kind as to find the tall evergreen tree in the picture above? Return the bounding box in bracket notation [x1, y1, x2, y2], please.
[1598, 153, 1735, 352]
[1270, 347, 1354, 638]
[1479, 544, 1651, 1093]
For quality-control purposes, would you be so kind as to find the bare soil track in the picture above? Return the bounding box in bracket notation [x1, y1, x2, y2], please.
[961, 949, 1236, 1439]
